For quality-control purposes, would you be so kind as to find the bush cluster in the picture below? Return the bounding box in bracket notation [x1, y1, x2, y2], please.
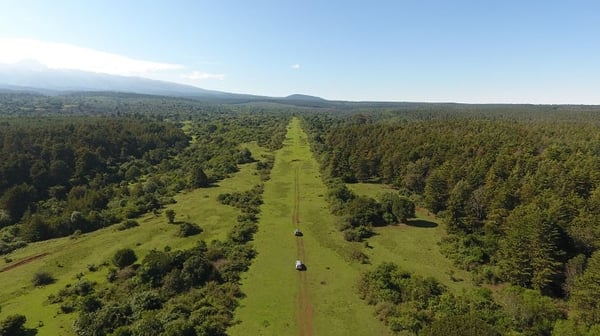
[326, 180, 415, 241]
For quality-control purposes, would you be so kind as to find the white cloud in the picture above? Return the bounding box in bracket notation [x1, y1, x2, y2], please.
[291, 64, 300, 69]
[181, 71, 225, 81]
[0, 37, 183, 76]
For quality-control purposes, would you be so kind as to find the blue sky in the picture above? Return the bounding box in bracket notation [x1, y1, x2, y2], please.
[1, 0, 599, 103]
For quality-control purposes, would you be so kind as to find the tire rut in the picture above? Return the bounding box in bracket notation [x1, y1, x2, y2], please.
[293, 165, 313, 336]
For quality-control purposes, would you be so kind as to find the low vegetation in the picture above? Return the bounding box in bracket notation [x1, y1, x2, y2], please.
[116, 219, 139, 231]
[0, 314, 28, 336]
[358, 262, 569, 335]
[326, 179, 416, 241]
[67, 177, 266, 335]
[112, 248, 137, 268]
[177, 222, 202, 237]
[32, 271, 55, 286]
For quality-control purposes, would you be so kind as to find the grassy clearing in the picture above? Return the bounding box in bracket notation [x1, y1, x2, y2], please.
[0, 147, 265, 335]
[230, 118, 387, 336]
[347, 183, 475, 291]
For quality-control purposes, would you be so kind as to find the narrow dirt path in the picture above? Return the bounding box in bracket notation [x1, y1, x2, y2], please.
[0, 253, 50, 273]
[294, 165, 313, 336]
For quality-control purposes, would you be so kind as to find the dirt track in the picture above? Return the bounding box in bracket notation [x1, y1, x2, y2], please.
[294, 165, 313, 336]
[0, 252, 50, 273]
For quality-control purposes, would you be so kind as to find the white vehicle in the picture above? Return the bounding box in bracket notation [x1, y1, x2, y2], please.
[295, 260, 304, 270]
[294, 228, 302, 236]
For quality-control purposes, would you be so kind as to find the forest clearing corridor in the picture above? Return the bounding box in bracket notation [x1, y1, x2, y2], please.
[229, 118, 386, 336]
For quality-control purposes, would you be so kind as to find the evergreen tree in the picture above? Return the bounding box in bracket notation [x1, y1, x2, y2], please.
[571, 251, 600, 326]
[165, 209, 176, 224]
[497, 205, 563, 293]
[424, 168, 448, 214]
[446, 179, 471, 233]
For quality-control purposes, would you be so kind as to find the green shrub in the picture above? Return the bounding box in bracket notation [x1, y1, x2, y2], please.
[165, 209, 176, 224]
[60, 303, 75, 313]
[111, 326, 133, 336]
[112, 248, 137, 268]
[80, 296, 102, 313]
[73, 280, 95, 296]
[178, 222, 202, 237]
[228, 221, 257, 243]
[0, 314, 27, 336]
[32, 271, 55, 286]
[107, 268, 117, 282]
[349, 249, 370, 264]
[130, 291, 162, 315]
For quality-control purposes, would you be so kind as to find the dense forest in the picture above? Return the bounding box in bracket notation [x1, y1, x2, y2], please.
[4, 91, 600, 335]
[302, 107, 600, 335]
[0, 94, 289, 254]
[0, 117, 189, 253]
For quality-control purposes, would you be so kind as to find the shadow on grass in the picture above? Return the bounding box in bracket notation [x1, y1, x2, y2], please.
[364, 230, 380, 238]
[406, 219, 438, 228]
[201, 183, 220, 188]
[24, 328, 38, 336]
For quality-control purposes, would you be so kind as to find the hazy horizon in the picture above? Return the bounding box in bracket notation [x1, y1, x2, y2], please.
[1, 1, 599, 104]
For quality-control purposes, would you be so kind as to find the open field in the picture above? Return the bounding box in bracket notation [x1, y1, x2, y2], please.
[230, 118, 387, 336]
[0, 143, 266, 335]
[347, 183, 475, 291]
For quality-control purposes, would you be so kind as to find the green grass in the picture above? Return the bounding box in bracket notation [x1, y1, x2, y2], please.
[347, 183, 475, 291]
[229, 118, 388, 336]
[0, 147, 265, 335]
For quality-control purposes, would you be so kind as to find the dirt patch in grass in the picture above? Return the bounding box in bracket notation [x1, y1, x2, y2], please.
[0, 253, 50, 273]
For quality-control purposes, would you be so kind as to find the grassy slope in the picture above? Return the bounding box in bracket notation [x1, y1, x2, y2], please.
[347, 183, 474, 291]
[0, 143, 266, 335]
[229, 118, 387, 336]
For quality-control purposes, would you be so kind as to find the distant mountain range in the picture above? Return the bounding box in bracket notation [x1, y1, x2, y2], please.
[6, 62, 594, 110]
[0, 61, 328, 106]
